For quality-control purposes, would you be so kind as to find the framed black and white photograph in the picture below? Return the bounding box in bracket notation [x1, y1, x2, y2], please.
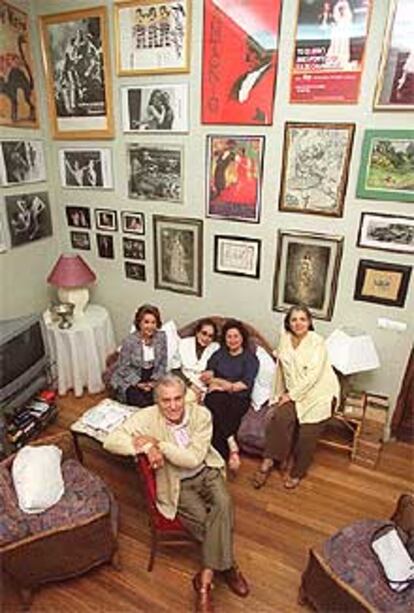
[128, 144, 183, 202]
[357, 212, 414, 255]
[272, 230, 344, 321]
[153, 215, 203, 296]
[59, 148, 113, 189]
[354, 259, 412, 308]
[5, 192, 53, 248]
[70, 230, 90, 251]
[95, 209, 118, 232]
[123, 237, 145, 260]
[0, 140, 46, 186]
[121, 84, 188, 133]
[214, 235, 261, 278]
[121, 211, 145, 235]
[96, 233, 114, 259]
[65, 205, 91, 229]
[125, 261, 146, 281]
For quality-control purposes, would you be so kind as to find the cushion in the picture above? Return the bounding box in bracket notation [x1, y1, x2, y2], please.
[12, 445, 64, 514]
[251, 346, 277, 411]
[162, 319, 181, 370]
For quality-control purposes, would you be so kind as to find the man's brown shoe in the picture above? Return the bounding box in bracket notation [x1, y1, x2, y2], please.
[222, 566, 249, 597]
[193, 574, 214, 613]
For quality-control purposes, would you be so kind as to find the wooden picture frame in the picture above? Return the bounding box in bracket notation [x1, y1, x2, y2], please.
[153, 215, 203, 296]
[127, 143, 184, 202]
[95, 209, 118, 232]
[279, 122, 354, 217]
[354, 259, 412, 307]
[0, 140, 46, 186]
[272, 230, 344, 321]
[214, 235, 261, 278]
[115, 0, 190, 76]
[121, 84, 189, 133]
[357, 212, 414, 255]
[121, 211, 145, 235]
[39, 7, 113, 139]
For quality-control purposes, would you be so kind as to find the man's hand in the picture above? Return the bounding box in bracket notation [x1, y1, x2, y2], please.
[132, 434, 158, 453]
[147, 446, 164, 470]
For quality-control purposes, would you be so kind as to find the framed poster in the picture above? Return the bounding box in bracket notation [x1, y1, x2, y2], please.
[357, 212, 414, 255]
[121, 210, 145, 235]
[125, 261, 146, 281]
[123, 237, 146, 260]
[65, 205, 91, 229]
[206, 135, 264, 223]
[70, 230, 91, 251]
[0, 140, 46, 186]
[272, 230, 344, 321]
[153, 215, 203, 296]
[115, 0, 190, 75]
[96, 233, 114, 259]
[128, 144, 183, 202]
[5, 192, 52, 248]
[39, 7, 113, 139]
[214, 235, 261, 278]
[279, 122, 354, 217]
[290, 0, 372, 103]
[95, 209, 118, 232]
[374, 0, 414, 111]
[0, 1, 38, 128]
[354, 259, 411, 307]
[59, 148, 113, 189]
[121, 84, 188, 133]
[201, 0, 282, 125]
[356, 130, 414, 203]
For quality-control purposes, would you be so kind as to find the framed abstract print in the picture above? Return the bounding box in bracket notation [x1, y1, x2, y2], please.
[214, 235, 261, 278]
[5, 192, 53, 248]
[356, 130, 414, 203]
[357, 212, 414, 255]
[279, 122, 354, 217]
[272, 230, 344, 321]
[121, 84, 188, 133]
[206, 135, 264, 223]
[128, 144, 183, 202]
[40, 7, 113, 139]
[201, 0, 282, 125]
[374, 0, 414, 111]
[59, 148, 113, 189]
[290, 0, 372, 103]
[0, 1, 38, 128]
[153, 215, 203, 296]
[115, 0, 190, 75]
[0, 140, 46, 186]
[354, 259, 411, 308]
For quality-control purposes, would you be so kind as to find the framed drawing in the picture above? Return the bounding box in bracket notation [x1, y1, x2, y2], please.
[0, 1, 38, 128]
[214, 235, 261, 278]
[121, 210, 145, 235]
[374, 0, 414, 110]
[272, 230, 344, 320]
[59, 148, 113, 189]
[65, 205, 91, 229]
[128, 144, 183, 202]
[121, 84, 188, 133]
[115, 0, 190, 75]
[357, 212, 414, 255]
[96, 233, 114, 259]
[39, 7, 113, 139]
[70, 230, 91, 251]
[153, 215, 203, 296]
[125, 261, 146, 281]
[354, 259, 411, 307]
[279, 122, 354, 217]
[356, 130, 414, 203]
[95, 209, 118, 232]
[201, 0, 282, 125]
[0, 140, 46, 186]
[290, 0, 372, 103]
[5, 192, 53, 248]
[206, 135, 264, 223]
[123, 237, 146, 260]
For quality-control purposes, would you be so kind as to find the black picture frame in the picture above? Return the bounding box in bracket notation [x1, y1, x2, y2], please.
[354, 259, 412, 308]
[121, 210, 145, 235]
[213, 235, 261, 278]
[95, 208, 118, 232]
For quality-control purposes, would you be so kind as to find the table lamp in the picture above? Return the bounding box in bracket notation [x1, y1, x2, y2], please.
[47, 254, 96, 318]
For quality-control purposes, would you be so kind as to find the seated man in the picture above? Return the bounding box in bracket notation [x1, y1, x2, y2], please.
[103, 374, 249, 612]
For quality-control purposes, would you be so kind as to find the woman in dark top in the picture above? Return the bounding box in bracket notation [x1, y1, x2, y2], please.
[201, 319, 259, 473]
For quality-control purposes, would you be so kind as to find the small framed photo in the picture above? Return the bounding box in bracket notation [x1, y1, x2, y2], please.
[95, 209, 118, 232]
[272, 230, 344, 321]
[70, 230, 91, 251]
[153, 215, 203, 296]
[65, 206, 91, 229]
[125, 261, 146, 281]
[128, 144, 183, 202]
[0, 140, 46, 186]
[123, 237, 145, 260]
[121, 211, 145, 235]
[59, 148, 113, 189]
[354, 259, 412, 308]
[357, 213, 414, 255]
[115, 0, 191, 76]
[121, 84, 188, 133]
[5, 192, 53, 248]
[214, 235, 261, 279]
[96, 233, 114, 259]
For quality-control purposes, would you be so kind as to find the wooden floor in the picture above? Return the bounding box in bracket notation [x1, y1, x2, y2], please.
[3, 392, 414, 612]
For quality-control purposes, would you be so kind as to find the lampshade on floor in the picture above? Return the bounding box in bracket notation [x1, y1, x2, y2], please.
[326, 327, 380, 375]
[47, 254, 96, 318]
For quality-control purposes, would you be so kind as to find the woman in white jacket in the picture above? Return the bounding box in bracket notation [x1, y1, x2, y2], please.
[178, 318, 220, 397]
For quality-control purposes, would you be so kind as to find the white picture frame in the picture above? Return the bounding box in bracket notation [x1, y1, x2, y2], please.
[121, 84, 189, 133]
[0, 140, 46, 186]
[58, 147, 113, 189]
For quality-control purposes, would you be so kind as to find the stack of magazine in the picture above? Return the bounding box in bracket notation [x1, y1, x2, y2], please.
[80, 399, 134, 434]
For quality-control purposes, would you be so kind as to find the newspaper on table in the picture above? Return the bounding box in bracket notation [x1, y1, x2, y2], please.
[79, 399, 135, 433]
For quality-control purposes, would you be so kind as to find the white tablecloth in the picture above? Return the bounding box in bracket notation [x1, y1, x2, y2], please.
[46, 305, 116, 397]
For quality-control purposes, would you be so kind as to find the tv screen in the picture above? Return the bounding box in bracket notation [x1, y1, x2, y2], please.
[0, 323, 46, 388]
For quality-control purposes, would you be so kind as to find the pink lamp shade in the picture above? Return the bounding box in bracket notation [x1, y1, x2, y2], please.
[47, 254, 96, 288]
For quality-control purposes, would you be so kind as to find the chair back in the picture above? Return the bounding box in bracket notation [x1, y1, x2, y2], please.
[135, 453, 158, 513]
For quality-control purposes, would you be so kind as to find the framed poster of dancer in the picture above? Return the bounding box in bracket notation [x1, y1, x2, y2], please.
[201, 0, 282, 125]
[40, 7, 113, 139]
[58, 148, 113, 189]
[0, 140, 46, 186]
[5, 192, 53, 248]
[206, 135, 264, 223]
[0, 1, 38, 128]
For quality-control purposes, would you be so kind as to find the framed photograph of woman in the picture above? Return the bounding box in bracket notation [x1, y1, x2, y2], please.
[96, 233, 114, 259]
[123, 237, 146, 260]
[5, 192, 53, 248]
[128, 144, 183, 202]
[0, 140, 46, 186]
[279, 122, 355, 217]
[95, 209, 118, 232]
[58, 148, 113, 189]
[356, 130, 414, 203]
[354, 259, 412, 308]
[206, 135, 264, 223]
[115, 0, 190, 76]
[65, 205, 91, 229]
[70, 230, 90, 251]
[214, 235, 261, 279]
[272, 230, 344, 320]
[357, 212, 414, 255]
[39, 7, 113, 139]
[121, 210, 145, 235]
[374, 0, 414, 110]
[153, 215, 203, 296]
[0, 1, 38, 128]
[121, 84, 188, 133]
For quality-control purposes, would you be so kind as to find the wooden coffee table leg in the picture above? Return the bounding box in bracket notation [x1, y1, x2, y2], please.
[71, 431, 84, 464]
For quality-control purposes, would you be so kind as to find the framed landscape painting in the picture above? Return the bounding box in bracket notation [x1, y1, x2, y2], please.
[356, 130, 414, 202]
[121, 84, 188, 133]
[214, 235, 261, 278]
[128, 144, 183, 202]
[354, 259, 411, 307]
[357, 212, 414, 255]
[0, 140, 46, 186]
